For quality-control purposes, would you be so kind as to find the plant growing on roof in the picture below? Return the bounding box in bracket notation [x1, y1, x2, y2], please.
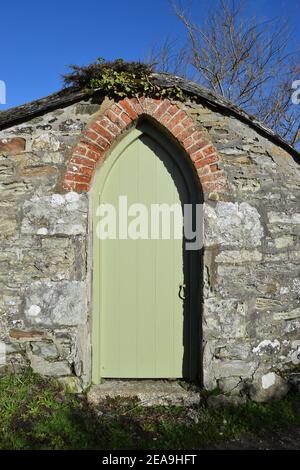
[63, 58, 185, 101]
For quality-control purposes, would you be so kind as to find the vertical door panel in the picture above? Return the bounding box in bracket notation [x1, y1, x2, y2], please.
[98, 134, 186, 378]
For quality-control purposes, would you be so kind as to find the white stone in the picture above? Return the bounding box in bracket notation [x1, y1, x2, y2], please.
[252, 339, 280, 355]
[268, 212, 300, 224]
[27, 305, 41, 317]
[21, 194, 88, 236]
[51, 194, 65, 206]
[65, 191, 80, 203]
[274, 235, 295, 249]
[25, 281, 87, 326]
[205, 202, 264, 247]
[250, 371, 289, 402]
[37, 227, 48, 235]
[262, 372, 276, 389]
[280, 287, 289, 295]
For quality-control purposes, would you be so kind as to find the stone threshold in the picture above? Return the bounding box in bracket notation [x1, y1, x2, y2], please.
[87, 380, 201, 407]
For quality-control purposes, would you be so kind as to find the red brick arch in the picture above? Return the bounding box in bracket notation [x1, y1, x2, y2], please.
[63, 97, 228, 195]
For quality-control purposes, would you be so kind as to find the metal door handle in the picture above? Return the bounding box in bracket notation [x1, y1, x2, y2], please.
[179, 283, 187, 300]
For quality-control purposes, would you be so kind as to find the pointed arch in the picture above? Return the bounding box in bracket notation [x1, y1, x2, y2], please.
[62, 97, 228, 197]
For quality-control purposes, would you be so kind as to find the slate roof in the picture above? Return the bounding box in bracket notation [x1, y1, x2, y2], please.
[0, 72, 298, 158]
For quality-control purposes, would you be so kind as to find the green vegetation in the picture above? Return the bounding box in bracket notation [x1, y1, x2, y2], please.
[0, 371, 299, 450]
[63, 58, 185, 101]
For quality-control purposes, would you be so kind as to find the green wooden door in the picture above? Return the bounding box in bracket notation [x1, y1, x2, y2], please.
[92, 128, 190, 380]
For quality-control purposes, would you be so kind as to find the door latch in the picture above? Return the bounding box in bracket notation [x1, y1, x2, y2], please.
[179, 283, 187, 300]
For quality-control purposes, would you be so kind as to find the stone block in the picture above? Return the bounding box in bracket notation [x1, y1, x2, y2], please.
[249, 372, 289, 403]
[215, 249, 262, 264]
[32, 133, 61, 152]
[203, 297, 247, 339]
[274, 235, 295, 249]
[24, 281, 87, 327]
[0, 137, 26, 155]
[31, 341, 58, 359]
[30, 356, 71, 377]
[205, 202, 264, 247]
[213, 359, 257, 379]
[268, 212, 300, 225]
[21, 192, 88, 236]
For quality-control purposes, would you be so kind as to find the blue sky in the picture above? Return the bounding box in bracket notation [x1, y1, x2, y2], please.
[0, 0, 299, 109]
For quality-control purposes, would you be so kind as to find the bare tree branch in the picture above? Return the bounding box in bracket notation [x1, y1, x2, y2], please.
[150, 0, 300, 146]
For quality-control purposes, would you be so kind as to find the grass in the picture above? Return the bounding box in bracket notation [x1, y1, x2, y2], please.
[0, 371, 299, 449]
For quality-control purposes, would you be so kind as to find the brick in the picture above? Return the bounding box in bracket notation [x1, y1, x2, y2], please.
[176, 125, 197, 142]
[112, 103, 124, 115]
[185, 142, 206, 156]
[182, 136, 194, 150]
[168, 110, 187, 130]
[120, 112, 132, 126]
[96, 135, 110, 151]
[197, 165, 211, 176]
[64, 172, 90, 183]
[180, 116, 194, 128]
[119, 99, 139, 120]
[84, 140, 102, 154]
[143, 98, 161, 114]
[64, 179, 89, 191]
[73, 144, 87, 156]
[72, 156, 96, 168]
[168, 105, 179, 116]
[160, 113, 173, 126]
[190, 149, 203, 162]
[70, 164, 93, 178]
[86, 149, 101, 162]
[172, 124, 185, 137]
[209, 163, 219, 172]
[73, 182, 90, 191]
[184, 133, 209, 152]
[9, 329, 44, 340]
[91, 123, 114, 143]
[153, 100, 171, 120]
[96, 116, 120, 136]
[85, 129, 99, 142]
[63, 99, 227, 200]
[194, 154, 218, 169]
[105, 109, 126, 128]
[129, 97, 144, 115]
[202, 144, 216, 157]
[200, 171, 225, 183]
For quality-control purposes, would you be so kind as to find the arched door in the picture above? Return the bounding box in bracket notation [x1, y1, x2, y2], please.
[92, 123, 200, 382]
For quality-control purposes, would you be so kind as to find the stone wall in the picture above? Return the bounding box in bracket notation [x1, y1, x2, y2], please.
[0, 102, 96, 391]
[0, 93, 299, 399]
[189, 102, 300, 400]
